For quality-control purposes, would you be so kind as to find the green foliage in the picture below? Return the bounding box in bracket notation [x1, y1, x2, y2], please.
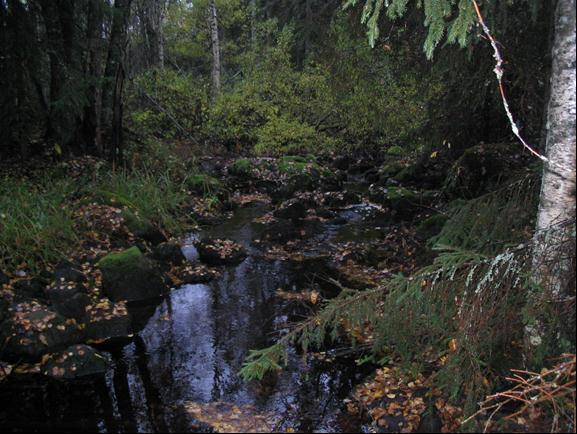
[345, 0, 477, 58]
[433, 174, 540, 255]
[128, 68, 209, 141]
[185, 174, 222, 196]
[254, 114, 330, 156]
[241, 175, 550, 415]
[0, 176, 78, 271]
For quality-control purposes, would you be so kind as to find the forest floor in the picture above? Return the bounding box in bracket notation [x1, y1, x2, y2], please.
[0, 147, 567, 433]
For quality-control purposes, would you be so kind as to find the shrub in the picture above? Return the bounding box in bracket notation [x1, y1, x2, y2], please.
[254, 115, 331, 156]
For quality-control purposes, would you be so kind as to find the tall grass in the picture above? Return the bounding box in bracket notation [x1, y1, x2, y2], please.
[0, 175, 78, 271]
[94, 168, 190, 233]
[0, 166, 191, 273]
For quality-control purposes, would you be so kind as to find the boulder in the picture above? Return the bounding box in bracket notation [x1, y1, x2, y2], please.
[323, 191, 361, 208]
[0, 302, 84, 362]
[370, 186, 423, 220]
[261, 220, 301, 244]
[333, 155, 351, 171]
[186, 174, 223, 195]
[98, 247, 168, 302]
[53, 261, 87, 284]
[273, 199, 307, 221]
[47, 282, 90, 322]
[123, 210, 167, 246]
[195, 239, 247, 266]
[85, 299, 132, 341]
[229, 158, 254, 177]
[152, 242, 187, 265]
[179, 264, 220, 285]
[41, 345, 111, 380]
[13, 278, 48, 302]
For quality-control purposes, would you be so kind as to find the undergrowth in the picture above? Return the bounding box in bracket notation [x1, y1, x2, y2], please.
[0, 175, 78, 271]
[0, 165, 192, 273]
[240, 173, 576, 427]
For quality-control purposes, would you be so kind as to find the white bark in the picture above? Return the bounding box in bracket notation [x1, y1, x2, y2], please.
[535, 0, 576, 236]
[208, 0, 221, 101]
[528, 0, 576, 349]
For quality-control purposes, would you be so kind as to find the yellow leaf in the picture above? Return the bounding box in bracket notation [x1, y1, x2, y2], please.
[54, 143, 62, 156]
[310, 290, 319, 305]
[448, 338, 458, 353]
[430, 151, 439, 158]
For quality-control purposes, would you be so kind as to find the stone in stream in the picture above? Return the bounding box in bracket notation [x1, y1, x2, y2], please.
[273, 199, 307, 221]
[85, 298, 132, 341]
[195, 239, 247, 266]
[323, 191, 361, 208]
[41, 344, 111, 380]
[122, 210, 167, 246]
[0, 302, 84, 363]
[152, 241, 187, 265]
[98, 247, 168, 302]
[261, 219, 301, 244]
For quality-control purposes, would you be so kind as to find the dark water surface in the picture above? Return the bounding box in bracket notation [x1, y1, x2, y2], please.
[1, 203, 383, 433]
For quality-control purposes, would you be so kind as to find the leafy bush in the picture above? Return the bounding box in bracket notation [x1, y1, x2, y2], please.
[254, 115, 332, 156]
[128, 68, 209, 141]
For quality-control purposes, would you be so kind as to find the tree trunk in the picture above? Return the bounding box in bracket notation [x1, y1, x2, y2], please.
[138, 0, 166, 68]
[101, 0, 132, 159]
[82, 0, 104, 155]
[208, 0, 221, 102]
[527, 0, 576, 350]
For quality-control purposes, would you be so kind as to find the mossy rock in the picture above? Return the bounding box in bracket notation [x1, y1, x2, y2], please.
[385, 187, 420, 219]
[417, 214, 449, 241]
[393, 164, 420, 184]
[386, 146, 404, 157]
[98, 247, 168, 302]
[186, 174, 222, 194]
[278, 156, 322, 176]
[380, 162, 406, 178]
[229, 159, 254, 176]
[122, 210, 166, 246]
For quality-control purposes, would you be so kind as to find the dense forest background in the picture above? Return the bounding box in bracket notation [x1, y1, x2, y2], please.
[0, 1, 575, 432]
[0, 0, 554, 162]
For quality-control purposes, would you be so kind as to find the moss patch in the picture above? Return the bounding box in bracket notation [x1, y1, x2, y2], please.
[386, 186, 417, 201]
[386, 146, 404, 157]
[98, 247, 143, 271]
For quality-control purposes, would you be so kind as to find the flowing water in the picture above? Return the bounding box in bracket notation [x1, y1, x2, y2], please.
[1, 201, 387, 433]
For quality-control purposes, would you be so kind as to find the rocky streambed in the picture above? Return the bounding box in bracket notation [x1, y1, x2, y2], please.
[1, 152, 467, 432]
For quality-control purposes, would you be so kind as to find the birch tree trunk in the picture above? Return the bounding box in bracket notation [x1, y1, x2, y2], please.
[536, 0, 576, 234]
[527, 0, 576, 349]
[208, 0, 221, 102]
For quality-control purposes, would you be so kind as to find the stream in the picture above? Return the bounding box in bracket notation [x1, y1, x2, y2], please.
[1, 199, 390, 433]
